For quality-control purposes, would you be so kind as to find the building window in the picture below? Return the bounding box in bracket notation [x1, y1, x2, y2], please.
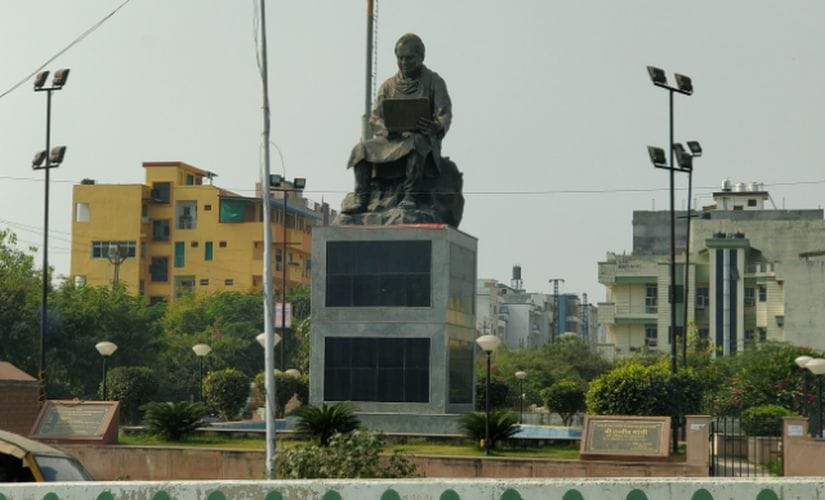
[668, 326, 683, 345]
[190, 241, 199, 248]
[185, 174, 195, 185]
[696, 287, 709, 308]
[252, 275, 262, 288]
[204, 204, 212, 211]
[645, 285, 658, 313]
[325, 240, 431, 307]
[139, 280, 145, 296]
[748, 199, 757, 207]
[152, 219, 170, 242]
[199, 278, 209, 286]
[150, 257, 169, 282]
[744, 329, 756, 349]
[176, 201, 197, 230]
[744, 287, 755, 307]
[224, 279, 234, 286]
[204, 241, 214, 261]
[219, 241, 227, 248]
[174, 242, 185, 268]
[324, 337, 429, 402]
[92, 241, 136, 258]
[668, 284, 684, 304]
[151, 182, 171, 203]
[644, 324, 658, 349]
[75, 203, 89, 222]
[758, 285, 767, 302]
[276, 248, 283, 271]
[758, 327, 767, 342]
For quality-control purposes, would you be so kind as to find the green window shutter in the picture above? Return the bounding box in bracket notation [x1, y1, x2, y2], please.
[174, 242, 185, 267]
[205, 241, 214, 261]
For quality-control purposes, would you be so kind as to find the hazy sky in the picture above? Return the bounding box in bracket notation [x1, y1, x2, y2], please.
[2, 1, 824, 301]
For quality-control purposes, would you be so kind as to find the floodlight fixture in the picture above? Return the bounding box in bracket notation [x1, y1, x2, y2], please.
[49, 146, 67, 165]
[269, 174, 284, 186]
[687, 141, 703, 157]
[52, 68, 70, 88]
[647, 146, 667, 167]
[673, 143, 693, 171]
[34, 71, 50, 90]
[646, 66, 667, 86]
[292, 178, 306, 189]
[674, 73, 693, 95]
[32, 150, 47, 168]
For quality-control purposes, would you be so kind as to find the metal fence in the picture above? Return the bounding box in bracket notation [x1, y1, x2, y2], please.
[709, 417, 782, 477]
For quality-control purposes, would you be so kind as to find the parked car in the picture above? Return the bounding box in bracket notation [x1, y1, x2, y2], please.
[0, 430, 92, 482]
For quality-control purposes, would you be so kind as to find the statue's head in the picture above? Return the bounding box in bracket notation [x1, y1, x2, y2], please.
[395, 33, 425, 78]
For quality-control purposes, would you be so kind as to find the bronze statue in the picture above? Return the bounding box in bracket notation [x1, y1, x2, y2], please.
[337, 33, 464, 227]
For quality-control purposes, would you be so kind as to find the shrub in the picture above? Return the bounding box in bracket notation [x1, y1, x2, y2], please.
[277, 430, 417, 479]
[203, 368, 249, 421]
[106, 366, 159, 425]
[292, 402, 360, 446]
[586, 361, 703, 417]
[741, 404, 797, 437]
[541, 379, 586, 426]
[253, 371, 309, 417]
[142, 401, 208, 441]
[458, 410, 519, 450]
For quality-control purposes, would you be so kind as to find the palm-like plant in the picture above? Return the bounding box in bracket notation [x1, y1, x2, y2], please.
[292, 402, 360, 446]
[458, 410, 519, 451]
[142, 401, 208, 441]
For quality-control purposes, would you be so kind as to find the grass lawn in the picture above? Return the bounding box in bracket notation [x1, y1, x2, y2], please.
[119, 432, 580, 459]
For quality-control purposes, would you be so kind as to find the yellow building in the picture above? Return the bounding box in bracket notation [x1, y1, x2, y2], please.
[70, 161, 332, 303]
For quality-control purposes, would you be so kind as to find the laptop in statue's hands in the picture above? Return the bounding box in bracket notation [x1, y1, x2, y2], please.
[382, 97, 430, 132]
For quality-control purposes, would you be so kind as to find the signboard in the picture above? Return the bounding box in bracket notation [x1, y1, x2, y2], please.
[30, 400, 119, 444]
[580, 415, 670, 461]
[275, 302, 292, 328]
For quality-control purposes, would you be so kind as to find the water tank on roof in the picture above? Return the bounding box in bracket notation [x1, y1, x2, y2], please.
[721, 178, 732, 191]
[734, 182, 746, 192]
[512, 265, 522, 281]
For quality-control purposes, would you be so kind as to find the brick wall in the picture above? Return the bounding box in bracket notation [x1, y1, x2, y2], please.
[0, 381, 40, 435]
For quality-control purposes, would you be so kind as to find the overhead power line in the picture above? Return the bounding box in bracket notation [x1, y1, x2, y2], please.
[0, 0, 134, 102]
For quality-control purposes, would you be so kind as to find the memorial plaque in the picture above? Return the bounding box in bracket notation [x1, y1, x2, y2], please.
[30, 400, 119, 444]
[580, 415, 670, 461]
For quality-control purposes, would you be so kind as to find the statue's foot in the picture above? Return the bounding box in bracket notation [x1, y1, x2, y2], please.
[342, 196, 369, 214]
[398, 195, 416, 209]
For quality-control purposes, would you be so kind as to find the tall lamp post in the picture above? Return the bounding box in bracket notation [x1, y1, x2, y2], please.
[33, 68, 70, 401]
[674, 141, 702, 367]
[94, 341, 117, 400]
[268, 175, 306, 370]
[515, 370, 527, 424]
[804, 358, 825, 438]
[256, 331, 282, 477]
[476, 334, 502, 455]
[192, 343, 212, 402]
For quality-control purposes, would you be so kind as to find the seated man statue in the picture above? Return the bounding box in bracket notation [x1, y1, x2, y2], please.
[344, 33, 452, 214]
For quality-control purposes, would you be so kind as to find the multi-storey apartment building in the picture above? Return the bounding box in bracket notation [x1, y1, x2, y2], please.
[598, 180, 825, 356]
[70, 161, 334, 303]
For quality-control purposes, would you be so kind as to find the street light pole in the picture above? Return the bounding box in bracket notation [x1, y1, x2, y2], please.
[646, 65, 694, 454]
[33, 68, 70, 403]
[515, 370, 527, 424]
[94, 341, 117, 400]
[476, 334, 502, 456]
[192, 344, 212, 402]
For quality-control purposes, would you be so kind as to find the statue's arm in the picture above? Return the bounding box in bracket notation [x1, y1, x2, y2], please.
[369, 83, 389, 138]
[432, 75, 452, 138]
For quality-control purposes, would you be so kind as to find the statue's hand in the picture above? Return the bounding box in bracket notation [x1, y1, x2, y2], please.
[416, 117, 441, 136]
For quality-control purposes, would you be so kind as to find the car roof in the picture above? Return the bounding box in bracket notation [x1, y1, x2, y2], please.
[0, 430, 70, 459]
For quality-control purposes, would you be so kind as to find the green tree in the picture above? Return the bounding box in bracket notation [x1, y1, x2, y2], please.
[203, 368, 250, 421]
[292, 402, 360, 446]
[475, 377, 510, 411]
[458, 410, 519, 450]
[107, 366, 159, 424]
[586, 360, 703, 417]
[48, 282, 162, 398]
[541, 379, 586, 426]
[740, 404, 797, 437]
[0, 230, 42, 376]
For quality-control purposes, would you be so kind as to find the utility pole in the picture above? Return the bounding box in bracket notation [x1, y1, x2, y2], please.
[548, 278, 565, 341]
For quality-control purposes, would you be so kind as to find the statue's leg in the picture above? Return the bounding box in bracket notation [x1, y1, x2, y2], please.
[342, 161, 371, 214]
[399, 153, 425, 209]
